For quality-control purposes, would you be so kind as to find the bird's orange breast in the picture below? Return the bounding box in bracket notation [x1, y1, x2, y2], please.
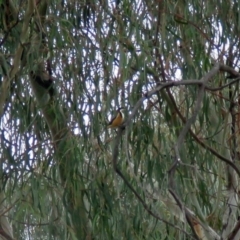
[112, 117, 123, 126]
[108, 113, 123, 128]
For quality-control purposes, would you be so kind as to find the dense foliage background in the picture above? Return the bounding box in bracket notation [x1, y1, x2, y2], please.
[1, 0, 240, 239]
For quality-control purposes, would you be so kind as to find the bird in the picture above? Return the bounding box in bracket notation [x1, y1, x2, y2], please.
[107, 108, 125, 128]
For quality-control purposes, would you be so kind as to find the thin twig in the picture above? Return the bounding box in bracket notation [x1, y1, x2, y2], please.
[206, 77, 240, 91]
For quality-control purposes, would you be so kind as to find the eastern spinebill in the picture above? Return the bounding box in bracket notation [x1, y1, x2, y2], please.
[107, 108, 125, 128]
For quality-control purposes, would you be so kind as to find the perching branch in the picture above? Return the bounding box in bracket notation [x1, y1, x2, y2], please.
[113, 62, 240, 178]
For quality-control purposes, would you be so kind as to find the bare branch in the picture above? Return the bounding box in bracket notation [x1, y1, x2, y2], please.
[206, 77, 240, 91]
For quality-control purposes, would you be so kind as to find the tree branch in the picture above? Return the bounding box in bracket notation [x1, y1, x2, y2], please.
[111, 63, 240, 239]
